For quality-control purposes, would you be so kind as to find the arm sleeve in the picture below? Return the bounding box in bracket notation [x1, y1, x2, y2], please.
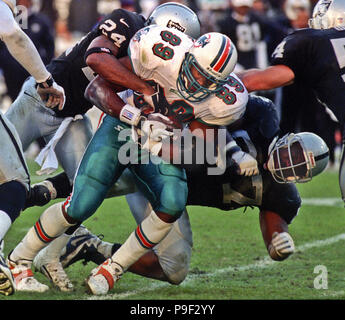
[0, 2, 50, 82]
[270, 32, 307, 78]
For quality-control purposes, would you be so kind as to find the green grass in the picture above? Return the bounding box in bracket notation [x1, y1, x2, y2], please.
[1, 161, 345, 301]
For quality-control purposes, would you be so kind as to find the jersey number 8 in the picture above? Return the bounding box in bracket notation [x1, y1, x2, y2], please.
[152, 30, 181, 60]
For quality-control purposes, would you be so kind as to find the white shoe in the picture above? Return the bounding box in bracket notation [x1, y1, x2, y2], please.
[34, 259, 74, 292]
[85, 258, 123, 295]
[33, 240, 74, 292]
[7, 257, 49, 293]
[0, 246, 15, 296]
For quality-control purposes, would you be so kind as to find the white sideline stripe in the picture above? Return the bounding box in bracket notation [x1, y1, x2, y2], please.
[86, 232, 345, 300]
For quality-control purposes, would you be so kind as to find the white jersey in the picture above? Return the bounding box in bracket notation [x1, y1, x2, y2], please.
[128, 25, 248, 126]
[0, 0, 50, 82]
[1, 0, 15, 13]
[0, 111, 29, 190]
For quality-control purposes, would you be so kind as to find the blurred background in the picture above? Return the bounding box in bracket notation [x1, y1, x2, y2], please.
[0, 0, 340, 168]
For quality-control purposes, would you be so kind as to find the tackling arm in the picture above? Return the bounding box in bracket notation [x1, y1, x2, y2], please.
[0, 2, 65, 110]
[85, 35, 155, 96]
[84, 75, 126, 118]
[159, 120, 258, 176]
[0, 1, 50, 83]
[237, 65, 295, 93]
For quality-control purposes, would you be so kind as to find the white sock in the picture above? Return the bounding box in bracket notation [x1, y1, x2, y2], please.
[0, 210, 12, 241]
[111, 211, 173, 270]
[10, 202, 75, 262]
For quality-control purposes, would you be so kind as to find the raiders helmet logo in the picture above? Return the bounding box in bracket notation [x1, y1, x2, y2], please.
[166, 20, 186, 33]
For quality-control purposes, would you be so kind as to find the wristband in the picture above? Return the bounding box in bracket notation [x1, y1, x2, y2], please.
[36, 75, 54, 89]
[119, 104, 142, 126]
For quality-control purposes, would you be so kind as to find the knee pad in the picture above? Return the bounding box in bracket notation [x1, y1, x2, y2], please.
[0, 181, 26, 222]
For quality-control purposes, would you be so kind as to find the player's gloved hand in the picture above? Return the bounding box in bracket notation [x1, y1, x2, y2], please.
[139, 114, 174, 156]
[120, 104, 175, 156]
[268, 232, 295, 261]
[36, 75, 66, 110]
[231, 150, 259, 176]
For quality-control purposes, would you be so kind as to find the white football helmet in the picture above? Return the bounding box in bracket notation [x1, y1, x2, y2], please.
[145, 2, 201, 39]
[267, 132, 329, 183]
[177, 32, 238, 102]
[284, 0, 310, 21]
[309, 0, 345, 29]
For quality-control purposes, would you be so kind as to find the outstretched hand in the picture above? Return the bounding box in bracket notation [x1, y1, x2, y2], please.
[37, 76, 65, 111]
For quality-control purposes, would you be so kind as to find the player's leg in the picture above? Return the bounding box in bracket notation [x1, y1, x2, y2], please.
[62, 191, 193, 285]
[5, 77, 55, 151]
[86, 160, 189, 294]
[30, 116, 94, 271]
[338, 128, 345, 203]
[260, 172, 301, 261]
[0, 111, 42, 294]
[8, 115, 129, 291]
[0, 181, 27, 296]
[52, 115, 94, 184]
[126, 191, 192, 284]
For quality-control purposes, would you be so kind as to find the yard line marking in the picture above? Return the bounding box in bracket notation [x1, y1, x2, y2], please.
[86, 232, 345, 300]
[301, 197, 344, 207]
[320, 290, 345, 298]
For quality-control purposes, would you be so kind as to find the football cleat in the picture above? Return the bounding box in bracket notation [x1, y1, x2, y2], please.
[0, 243, 16, 296]
[60, 226, 107, 268]
[7, 256, 49, 293]
[85, 258, 123, 295]
[33, 252, 73, 292]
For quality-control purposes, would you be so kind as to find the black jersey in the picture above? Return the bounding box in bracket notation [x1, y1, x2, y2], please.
[218, 11, 264, 69]
[47, 9, 145, 118]
[186, 95, 300, 223]
[271, 27, 345, 125]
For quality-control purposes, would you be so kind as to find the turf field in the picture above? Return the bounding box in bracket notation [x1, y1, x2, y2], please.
[1, 160, 345, 301]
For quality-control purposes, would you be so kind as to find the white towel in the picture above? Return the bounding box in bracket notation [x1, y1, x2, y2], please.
[35, 114, 83, 175]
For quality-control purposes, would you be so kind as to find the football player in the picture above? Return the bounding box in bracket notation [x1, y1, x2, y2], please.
[3, 2, 203, 293]
[7, 23, 255, 295]
[237, 0, 345, 214]
[41, 95, 329, 286]
[0, 0, 65, 296]
[217, 0, 266, 70]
